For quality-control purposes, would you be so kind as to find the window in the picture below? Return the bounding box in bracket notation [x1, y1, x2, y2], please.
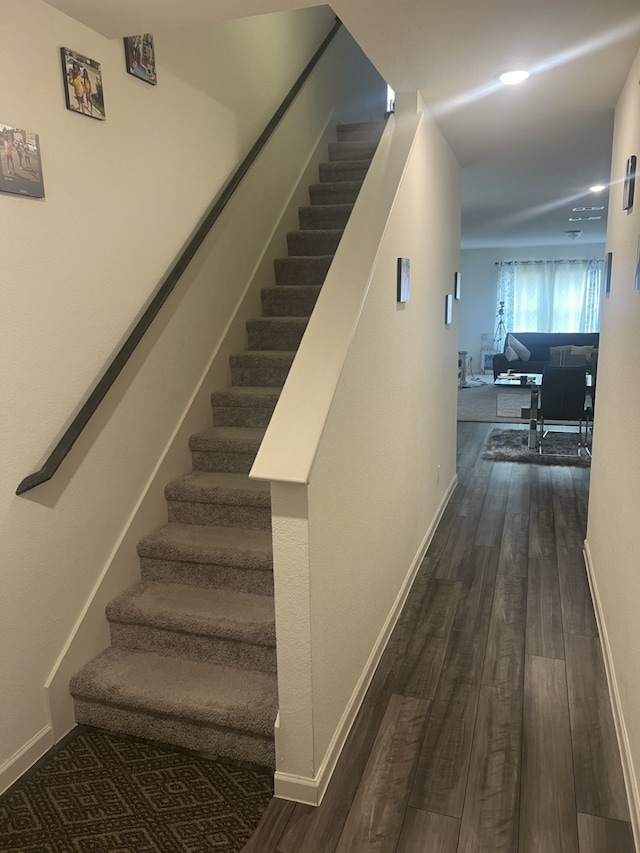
[496, 259, 603, 338]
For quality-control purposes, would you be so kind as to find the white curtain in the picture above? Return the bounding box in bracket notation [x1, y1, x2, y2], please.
[496, 259, 603, 334]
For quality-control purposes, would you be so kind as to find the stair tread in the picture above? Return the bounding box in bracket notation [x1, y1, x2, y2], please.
[230, 349, 297, 360]
[211, 386, 281, 405]
[108, 581, 275, 645]
[70, 646, 278, 735]
[190, 425, 265, 451]
[165, 471, 271, 505]
[138, 523, 273, 568]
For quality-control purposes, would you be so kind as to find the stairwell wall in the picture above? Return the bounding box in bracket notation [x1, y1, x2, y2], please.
[253, 93, 461, 803]
[0, 0, 385, 791]
[584, 44, 640, 841]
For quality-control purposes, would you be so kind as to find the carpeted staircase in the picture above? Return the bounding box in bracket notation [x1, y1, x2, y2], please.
[69, 120, 386, 769]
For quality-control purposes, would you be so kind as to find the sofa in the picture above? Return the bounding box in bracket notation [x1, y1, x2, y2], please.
[492, 332, 599, 379]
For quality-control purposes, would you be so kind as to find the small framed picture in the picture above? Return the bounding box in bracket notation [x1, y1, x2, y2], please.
[623, 155, 636, 210]
[604, 251, 613, 294]
[454, 271, 461, 300]
[397, 257, 410, 303]
[0, 123, 45, 198]
[445, 293, 453, 325]
[61, 48, 105, 120]
[124, 34, 157, 85]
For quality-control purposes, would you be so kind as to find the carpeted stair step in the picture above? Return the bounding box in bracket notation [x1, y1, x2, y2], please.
[107, 581, 276, 672]
[319, 161, 371, 183]
[190, 426, 264, 473]
[139, 523, 273, 595]
[261, 285, 322, 317]
[210, 386, 280, 429]
[165, 471, 271, 528]
[308, 181, 363, 205]
[298, 203, 353, 230]
[328, 139, 378, 162]
[286, 228, 343, 256]
[230, 350, 295, 387]
[70, 647, 278, 767]
[247, 317, 309, 351]
[274, 255, 333, 286]
[337, 120, 386, 142]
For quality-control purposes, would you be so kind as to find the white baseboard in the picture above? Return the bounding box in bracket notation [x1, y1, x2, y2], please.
[0, 726, 53, 796]
[274, 475, 458, 806]
[583, 540, 640, 847]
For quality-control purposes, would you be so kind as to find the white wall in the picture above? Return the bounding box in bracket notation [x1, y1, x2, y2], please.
[585, 45, 640, 841]
[459, 243, 605, 371]
[0, 0, 384, 790]
[253, 93, 461, 803]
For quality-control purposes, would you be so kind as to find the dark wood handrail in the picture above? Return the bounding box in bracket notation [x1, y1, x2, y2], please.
[17, 19, 342, 496]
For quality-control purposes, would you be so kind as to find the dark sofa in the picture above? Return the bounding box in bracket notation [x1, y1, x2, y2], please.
[492, 332, 599, 379]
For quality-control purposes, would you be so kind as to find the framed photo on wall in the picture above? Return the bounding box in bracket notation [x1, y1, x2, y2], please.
[61, 48, 105, 120]
[124, 34, 157, 85]
[0, 123, 45, 198]
[454, 271, 461, 299]
[397, 257, 410, 303]
[623, 155, 636, 210]
[445, 293, 453, 325]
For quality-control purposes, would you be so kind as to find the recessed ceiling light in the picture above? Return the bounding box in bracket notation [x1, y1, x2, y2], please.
[589, 184, 606, 193]
[569, 216, 602, 221]
[572, 206, 605, 211]
[499, 70, 530, 85]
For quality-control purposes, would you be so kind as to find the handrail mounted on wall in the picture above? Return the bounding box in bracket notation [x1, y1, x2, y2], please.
[17, 18, 342, 496]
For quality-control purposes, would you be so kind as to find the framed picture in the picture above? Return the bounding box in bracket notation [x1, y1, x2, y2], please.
[454, 271, 461, 299]
[397, 257, 410, 303]
[482, 350, 497, 373]
[604, 251, 613, 294]
[61, 48, 105, 120]
[623, 155, 636, 210]
[0, 123, 45, 198]
[124, 34, 157, 85]
[445, 293, 453, 325]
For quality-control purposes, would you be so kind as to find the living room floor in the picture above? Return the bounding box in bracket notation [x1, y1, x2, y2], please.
[245, 421, 634, 853]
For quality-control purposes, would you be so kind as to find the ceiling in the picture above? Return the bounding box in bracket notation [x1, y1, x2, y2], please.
[44, 0, 640, 248]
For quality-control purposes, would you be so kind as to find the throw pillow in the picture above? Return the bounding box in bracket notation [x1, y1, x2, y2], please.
[505, 345, 518, 362]
[549, 345, 571, 365]
[505, 334, 531, 362]
[571, 345, 594, 363]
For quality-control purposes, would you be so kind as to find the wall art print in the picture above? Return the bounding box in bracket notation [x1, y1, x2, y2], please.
[124, 34, 157, 85]
[397, 257, 410, 303]
[61, 48, 105, 120]
[623, 154, 636, 211]
[0, 123, 45, 198]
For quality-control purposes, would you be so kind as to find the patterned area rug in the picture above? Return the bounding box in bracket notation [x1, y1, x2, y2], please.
[0, 727, 272, 852]
[482, 428, 591, 466]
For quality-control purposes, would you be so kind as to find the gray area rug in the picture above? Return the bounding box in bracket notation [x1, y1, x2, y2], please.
[482, 428, 591, 466]
[458, 378, 530, 423]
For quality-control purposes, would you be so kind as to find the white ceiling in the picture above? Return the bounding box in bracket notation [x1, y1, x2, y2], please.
[44, 0, 640, 248]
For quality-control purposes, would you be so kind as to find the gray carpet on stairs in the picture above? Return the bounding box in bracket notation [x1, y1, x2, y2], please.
[69, 120, 386, 771]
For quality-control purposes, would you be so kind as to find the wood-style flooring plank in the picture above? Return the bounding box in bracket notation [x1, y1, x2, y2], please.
[457, 686, 522, 853]
[395, 579, 461, 699]
[475, 494, 509, 547]
[242, 798, 297, 853]
[482, 573, 527, 691]
[409, 630, 485, 818]
[505, 472, 531, 516]
[552, 472, 587, 548]
[498, 512, 529, 577]
[528, 508, 556, 560]
[395, 809, 460, 852]
[565, 633, 630, 822]
[434, 514, 480, 580]
[386, 558, 441, 656]
[290, 652, 399, 852]
[334, 694, 430, 853]
[451, 546, 499, 638]
[519, 655, 578, 853]
[273, 805, 315, 853]
[576, 812, 635, 853]
[557, 546, 598, 638]
[526, 557, 564, 660]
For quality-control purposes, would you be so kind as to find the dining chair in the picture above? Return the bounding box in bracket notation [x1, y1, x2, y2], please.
[538, 365, 591, 454]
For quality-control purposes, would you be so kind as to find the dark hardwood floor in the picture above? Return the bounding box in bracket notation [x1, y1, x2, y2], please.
[243, 422, 635, 853]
